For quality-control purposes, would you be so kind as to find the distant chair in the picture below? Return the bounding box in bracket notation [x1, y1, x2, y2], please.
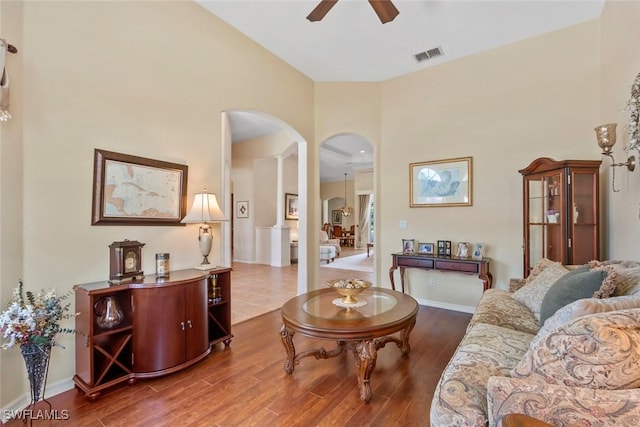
[320, 230, 341, 257]
[332, 225, 343, 240]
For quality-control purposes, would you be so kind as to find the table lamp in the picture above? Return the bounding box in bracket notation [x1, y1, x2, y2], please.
[181, 189, 227, 270]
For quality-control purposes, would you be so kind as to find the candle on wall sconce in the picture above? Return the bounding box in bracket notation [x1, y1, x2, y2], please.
[594, 123, 635, 192]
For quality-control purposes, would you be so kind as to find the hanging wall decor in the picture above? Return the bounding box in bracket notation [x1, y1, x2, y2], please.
[627, 72, 640, 152]
[0, 39, 15, 122]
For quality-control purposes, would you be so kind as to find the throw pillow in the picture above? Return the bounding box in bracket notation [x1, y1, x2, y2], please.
[539, 266, 610, 325]
[512, 308, 640, 390]
[530, 294, 640, 350]
[608, 266, 640, 297]
[526, 258, 558, 284]
[512, 262, 569, 320]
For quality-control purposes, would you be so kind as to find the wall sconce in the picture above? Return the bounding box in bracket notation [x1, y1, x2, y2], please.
[594, 123, 635, 192]
[0, 39, 17, 122]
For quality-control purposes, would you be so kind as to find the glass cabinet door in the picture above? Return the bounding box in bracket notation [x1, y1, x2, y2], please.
[527, 177, 544, 273]
[570, 171, 598, 264]
[526, 171, 564, 273]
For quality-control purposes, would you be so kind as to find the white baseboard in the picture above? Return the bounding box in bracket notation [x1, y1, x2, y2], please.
[1, 377, 74, 423]
[415, 298, 476, 314]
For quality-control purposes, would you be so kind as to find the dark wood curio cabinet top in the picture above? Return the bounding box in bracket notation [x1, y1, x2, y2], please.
[519, 157, 601, 277]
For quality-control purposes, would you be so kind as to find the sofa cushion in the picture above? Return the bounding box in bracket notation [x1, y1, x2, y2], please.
[512, 308, 640, 389]
[430, 323, 535, 427]
[539, 265, 612, 325]
[487, 376, 640, 427]
[531, 295, 640, 351]
[526, 258, 559, 283]
[467, 289, 540, 335]
[512, 262, 569, 321]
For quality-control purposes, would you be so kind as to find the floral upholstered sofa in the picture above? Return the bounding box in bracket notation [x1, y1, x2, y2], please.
[430, 259, 640, 427]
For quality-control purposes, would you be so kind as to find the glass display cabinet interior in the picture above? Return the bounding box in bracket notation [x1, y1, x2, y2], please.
[519, 158, 601, 277]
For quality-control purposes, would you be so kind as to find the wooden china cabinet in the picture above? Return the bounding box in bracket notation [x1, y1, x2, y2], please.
[73, 267, 232, 401]
[519, 158, 601, 277]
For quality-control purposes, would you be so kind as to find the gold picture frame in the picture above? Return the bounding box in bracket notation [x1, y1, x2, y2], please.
[285, 193, 298, 220]
[410, 156, 472, 207]
[92, 149, 188, 225]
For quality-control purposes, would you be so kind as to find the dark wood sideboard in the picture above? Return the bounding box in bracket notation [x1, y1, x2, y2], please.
[389, 253, 492, 293]
[73, 267, 232, 401]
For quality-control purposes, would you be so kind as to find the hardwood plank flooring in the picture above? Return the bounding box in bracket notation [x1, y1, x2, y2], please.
[5, 254, 470, 426]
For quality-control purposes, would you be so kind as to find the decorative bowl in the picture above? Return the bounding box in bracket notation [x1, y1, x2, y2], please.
[327, 278, 371, 304]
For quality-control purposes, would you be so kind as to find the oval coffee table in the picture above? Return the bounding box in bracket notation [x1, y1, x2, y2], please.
[280, 287, 418, 403]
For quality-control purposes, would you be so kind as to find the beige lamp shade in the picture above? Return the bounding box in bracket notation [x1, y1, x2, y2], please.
[181, 191, 226, 224]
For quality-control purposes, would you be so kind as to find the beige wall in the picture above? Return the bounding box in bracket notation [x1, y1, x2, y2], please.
[0, 0, 314, 409]
[0, 0, 25, 410]
[600, 0, 640, 258]
[2, 0, 638, 412]
[379, 20, 601, 309]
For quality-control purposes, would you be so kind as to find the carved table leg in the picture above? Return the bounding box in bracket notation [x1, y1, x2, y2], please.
[388, 265, 397, 291]
[353, 340, 377, 403]
[280, 324, 296, 374]
[400, 316, 416, 355]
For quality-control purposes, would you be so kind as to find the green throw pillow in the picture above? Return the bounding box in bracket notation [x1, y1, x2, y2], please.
[539, 266, 608, 325]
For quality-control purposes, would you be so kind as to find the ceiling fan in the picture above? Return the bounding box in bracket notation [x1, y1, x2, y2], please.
[307, 0, 399, 24]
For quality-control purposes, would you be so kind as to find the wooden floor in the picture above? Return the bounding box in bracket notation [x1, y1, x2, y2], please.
[5, 252, 471, 426]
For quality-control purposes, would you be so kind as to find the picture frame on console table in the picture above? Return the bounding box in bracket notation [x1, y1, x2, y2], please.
[472, 242, 485, 259]
[409, 156, 472, 207]
[456, 242, 469, 258]
[402, 239, 415, 254]
[418, 242, 434, 255]
[91, 149, 188, 226]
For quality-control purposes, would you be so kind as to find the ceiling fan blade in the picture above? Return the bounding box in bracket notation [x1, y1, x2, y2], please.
[307, 0, 339, 22]
[368, 0, 399, 24]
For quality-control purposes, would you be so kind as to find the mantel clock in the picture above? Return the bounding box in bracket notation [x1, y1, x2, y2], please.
[109, 240, 145, 282]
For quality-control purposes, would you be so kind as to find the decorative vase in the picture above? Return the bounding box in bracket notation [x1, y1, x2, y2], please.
[94, 296, 124, 329]
[20, 342, 52, 403]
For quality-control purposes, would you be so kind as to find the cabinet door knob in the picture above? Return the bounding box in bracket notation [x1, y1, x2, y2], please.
[180, 321, 185, 331]
[187, 320, 193, 329]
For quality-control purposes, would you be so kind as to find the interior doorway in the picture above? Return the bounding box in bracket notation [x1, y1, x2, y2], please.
[222, 110, 308, 295]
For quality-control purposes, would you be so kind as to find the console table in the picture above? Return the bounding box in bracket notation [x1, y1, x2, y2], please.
[389, 253, 492, 293]
[73, 267, 232, 401]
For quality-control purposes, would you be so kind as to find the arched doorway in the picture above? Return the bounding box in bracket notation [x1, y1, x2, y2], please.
[222, 110, 308, 295]
[319, 133, 375, 276]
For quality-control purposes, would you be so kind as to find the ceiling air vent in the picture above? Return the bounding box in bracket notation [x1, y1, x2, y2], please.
[414, 46, 443, 63]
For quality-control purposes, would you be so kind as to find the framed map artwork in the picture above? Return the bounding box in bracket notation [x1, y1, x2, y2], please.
[92, 149, 188, 225]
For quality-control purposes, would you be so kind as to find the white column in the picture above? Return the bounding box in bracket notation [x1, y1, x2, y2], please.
[271, 154, 290, 266]
[275, 154, 285, 227]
